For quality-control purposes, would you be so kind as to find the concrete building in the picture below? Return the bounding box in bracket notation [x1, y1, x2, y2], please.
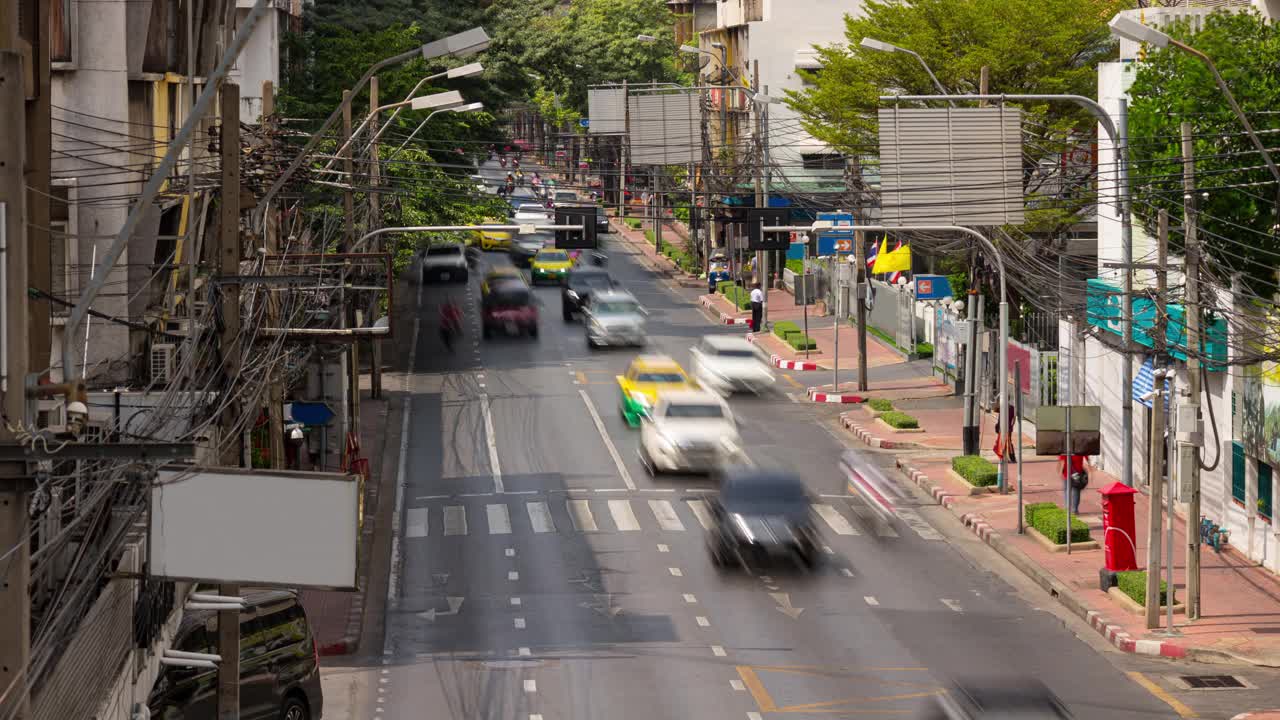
[230, 0, 303, 123]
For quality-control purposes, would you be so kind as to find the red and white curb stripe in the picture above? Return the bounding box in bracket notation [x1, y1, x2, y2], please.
[721, 314, 751, 326]
[771, 354, 819, 370]
[809, 389, 865, 404]
[838, 415, 910, 449]
[894, 458, 1191, 662]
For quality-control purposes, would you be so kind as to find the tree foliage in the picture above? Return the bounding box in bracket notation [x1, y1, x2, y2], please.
[1128, 10, 1280, 294]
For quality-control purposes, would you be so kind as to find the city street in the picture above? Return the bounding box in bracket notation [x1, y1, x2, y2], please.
[316, 164, 1273, 720]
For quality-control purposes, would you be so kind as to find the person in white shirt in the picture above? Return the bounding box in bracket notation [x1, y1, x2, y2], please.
[749, 283, 764, 332]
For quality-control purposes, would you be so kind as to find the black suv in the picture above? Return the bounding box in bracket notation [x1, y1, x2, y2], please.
[595, 206, 611, 235]
[148, 589, 324, 720]
[562, 266, 615, 321]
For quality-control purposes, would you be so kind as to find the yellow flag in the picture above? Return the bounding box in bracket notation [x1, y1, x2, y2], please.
[872, 239, 911, 274]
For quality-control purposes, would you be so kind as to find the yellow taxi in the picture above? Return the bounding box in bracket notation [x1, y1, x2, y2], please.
[477, 218, 513, 250]
[616, 355, 697, 428]
[529, 247, 575, 284]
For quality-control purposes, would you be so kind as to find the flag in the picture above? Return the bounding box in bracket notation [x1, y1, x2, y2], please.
[889, 239, 905, 284]
[872, 238, 911, 274]
[865, 237, 879, 271]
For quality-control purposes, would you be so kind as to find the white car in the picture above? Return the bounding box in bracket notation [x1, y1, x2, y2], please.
[513, 203, 552, 224]
[420, 243, 468, 283]
[689, 335, 775, 395]
[639, 390, 747, 475]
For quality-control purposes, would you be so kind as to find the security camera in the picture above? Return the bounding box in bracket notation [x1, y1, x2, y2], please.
[66, 401, 88, 437]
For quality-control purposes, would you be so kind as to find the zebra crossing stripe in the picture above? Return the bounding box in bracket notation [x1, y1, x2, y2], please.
[609, 500, 641, 531]
[444, 506, 467, 536]
[487, 504, 512, 534]
[568, 500, 598, 532]
[406, 507, 429, 538]
[527, 501, 555, 533]
[687, 499, 713, 529]
[815, 504, 859, 536]
[649, 500, 684, 531]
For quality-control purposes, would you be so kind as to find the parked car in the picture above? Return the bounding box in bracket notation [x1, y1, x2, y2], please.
[482, 275, 539, 339]
[421, 243, 468, 284]
[510, 231, 553, 268]
[148, 589, 323, 720]
[561, 266, 615, 321]
[706, 469, 820, 570]
[585, 289, 648, 350]
[595, 206, 611, 236]
[639, 390, 747, 475]
[689, 334, 774, 395]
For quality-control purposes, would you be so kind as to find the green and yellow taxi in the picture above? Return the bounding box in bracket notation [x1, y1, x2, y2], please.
[617, 355, 698, 428]
[477, 217, 513, 250]
[530, 247, 574, 284]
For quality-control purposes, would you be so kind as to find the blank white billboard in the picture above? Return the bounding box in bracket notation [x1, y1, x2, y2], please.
[150, 467, 359, 590]
[628, 92, 701, 165]
[588, 88, 627, 135]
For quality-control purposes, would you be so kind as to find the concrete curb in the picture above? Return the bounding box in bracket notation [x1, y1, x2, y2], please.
[809, 390, 866, 404]
[887, 457, 1280, 666]
[839, 414, 921, 450]
[771, 354, 819, 371]
[1232, 713, 1280, 719]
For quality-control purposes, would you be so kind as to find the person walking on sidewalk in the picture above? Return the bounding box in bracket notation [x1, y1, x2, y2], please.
[749, 282, 764, 333]
[1058, 452, 1092, 514]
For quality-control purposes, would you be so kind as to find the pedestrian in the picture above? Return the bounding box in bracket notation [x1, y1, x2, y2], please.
[749, 282, 764, 333]
[1058, 451, 1092, 515]
[993, 402, 1017, 464]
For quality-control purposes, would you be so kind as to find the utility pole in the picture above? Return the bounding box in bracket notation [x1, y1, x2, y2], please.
[263, 80, 285, 470]
[854, 230, 868, 391]
[1120, 99, 1135, 488]
[652, 167, 662, 253]
[1180, 120, 1202, 620]
[1145, 209, 1168, 629]
[216, 83, 243, 720]
[341, 90, 356, 252]
[368, 78, 383, 401]
[752, 65, 763, 299]
[620, 80, 629, 219]
[962, 259, 981, 454]
[341, 89, 360, 445]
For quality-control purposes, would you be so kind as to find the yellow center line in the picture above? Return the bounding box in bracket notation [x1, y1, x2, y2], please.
[575, 371, 587, 384]
[782, 374, 804, 389]
[736, 666, 777, 712]
[1127, 672, 1198, 718]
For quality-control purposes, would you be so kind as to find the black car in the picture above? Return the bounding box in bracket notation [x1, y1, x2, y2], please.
[149, 589, 324, 720]
[562, 266, 615, 320]
[510, 231, 553, 268]
[918, 678, 1072, 719]
[707, 470, 820, 569]
[595, 206, 611, 235]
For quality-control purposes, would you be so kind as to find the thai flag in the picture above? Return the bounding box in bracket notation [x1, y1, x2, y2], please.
[889, 239, 905, 284]
[865, 237, 878, 273]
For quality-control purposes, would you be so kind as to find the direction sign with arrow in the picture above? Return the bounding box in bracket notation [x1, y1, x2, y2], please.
[417, 596, 465, 622]
[769, 592, 804, 619]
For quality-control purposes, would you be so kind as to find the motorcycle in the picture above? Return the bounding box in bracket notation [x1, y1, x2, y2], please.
[499, 157, 508, 168]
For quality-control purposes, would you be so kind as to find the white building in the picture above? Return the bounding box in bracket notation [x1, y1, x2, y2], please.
[230, 0, 303, 123]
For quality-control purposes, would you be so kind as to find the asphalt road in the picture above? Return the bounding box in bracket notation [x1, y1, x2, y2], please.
[325, 161, 1280, 720]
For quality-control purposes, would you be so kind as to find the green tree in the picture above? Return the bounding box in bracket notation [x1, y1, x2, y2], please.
[1127, 10, 1280, 294]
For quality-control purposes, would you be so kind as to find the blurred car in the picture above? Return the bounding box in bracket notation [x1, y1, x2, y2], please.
[616, 354, 697, 428]
[478, 218, 513, 250]
[840, 449, 907, 528]
[586, 289, 648, 350]
[708, 251, 732, 293]
[482, 267, 523, 287]
[530, 247, 575, 284]
[420, 242, 468, 284]
[706, 470, 820, 570]
[595, 206, 611, 235]
[511, 231, 553, 268]
[148, 588, 323, 720]
[513, 203, 553, 224]
[506, 193, 538, 213]
[919, 678, 1072, 719]
[561, 266, 615, 321]
[689, 335, 774, 395]
[639, 390, 746, 475]
[481, 275, 539, 339]
[553, 189, 578, 206]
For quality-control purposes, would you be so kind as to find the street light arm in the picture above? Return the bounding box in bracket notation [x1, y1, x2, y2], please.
[388, 108, 450, 159]
[900, 49, 955, 107]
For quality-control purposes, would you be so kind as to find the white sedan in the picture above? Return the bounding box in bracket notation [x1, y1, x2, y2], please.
[638, 391, 747, 475]
[689, 335, 775, 395]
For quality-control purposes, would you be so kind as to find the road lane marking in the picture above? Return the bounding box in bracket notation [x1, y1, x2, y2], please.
[669, 567, 683, 577]
[730, 680, 745, 691]
[711, 645, 726, 657]
[508, 571, 519, 581]
[895, 508, 943, 540]
[568, 500, 598, 531]
[518, 647, 531, 656]
[480, 394, 504, 493]
[385, 319, 419, 626]
[696, 616, 710, 627]
[443, 506, 467, 536]
[609, 500, 641, 531]
[1127, 672, 1198, 718]
[505, 548, 516, 557]
[511, 597, 521, 606]
[865, 596, 880, 606]
[530, 715, 543, 720]
[683, 593, 697, 603]
[524, 679, 537, 693]
[487, 504, 512, 534]
[748, 714, 763, 720]
[657, 543, 670, 552]
[649, 500, 685, 531]
[822, 545, 834, 555]
[841, 568, 854, 577]
[527, 501, 555, 533]
[514, 617, 526, 629]
[736, 667, 776, 712]
[406, 508, 429, 538]
[941, 599, 962, 612]
[814, 504, 859, 535]
[687, 499, 713, 529]
[577, 389, 637, 490]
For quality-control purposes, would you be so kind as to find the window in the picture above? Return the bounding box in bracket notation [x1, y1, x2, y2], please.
[665, 403, 724, 419]
[51, 0, 74, 65]
[1260, 460, 1274, 521]
[49, 180, 78, 311]
[1231, 441, 1246, 505]
[636, 372, 685, 383]
[802, 153, 844, 171]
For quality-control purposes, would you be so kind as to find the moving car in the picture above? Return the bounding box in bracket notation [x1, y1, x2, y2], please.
[706, 470, 820, 570]
[616, 354, 696, 427]
[707, 251, 732, 293]
[561, 266, 615, 320]
[595, 206, 611, 235]
[481, 274, 539, 339]
[530, 247, 574, 284]
[689, 335, 774, 395]
[511, 231, 553, 268]
[918, 678, 1072, 719]
[506, 193, 538, 213]
[148, 589, 323, 720]
[639, 390, 746, 475]
[478, 217, 513, 250]
[513, 202, 553, 224]
[421, 242, 468, 284]
[553, 189, 578, 206]
[586, 289, 648, 349]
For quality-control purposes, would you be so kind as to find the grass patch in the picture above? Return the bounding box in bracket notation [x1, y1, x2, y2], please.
[624, 217, 643, 230]
[915, 342, 933, 358]
[785, 258, 804, 274]
[1028, 504, 1090, 545]
[867, 398, 894, 412]
[880, 410, 919, 429]
[1117, 570, 1172, 607]
[951, 455, 997, 487]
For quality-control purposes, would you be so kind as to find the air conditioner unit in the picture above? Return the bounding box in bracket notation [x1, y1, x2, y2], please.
[151, 343, 176, 383]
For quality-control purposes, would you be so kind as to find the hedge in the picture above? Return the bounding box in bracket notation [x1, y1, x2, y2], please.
[1024, 501, 1057, 528]
[951, 455, 997, 487]
[773, 320, 801, 339]
[880, 410, 919, 429]
[716, 280, 738, 295]
[1029, 504, 1091, 545]
[624, 217, 643, 230]
[867, 398, 894, 412]
[1117, 570, 1172, 607]
[787, 334, 817, 351]
[724, 285, 752, 310]
[915, 342, 934, 358]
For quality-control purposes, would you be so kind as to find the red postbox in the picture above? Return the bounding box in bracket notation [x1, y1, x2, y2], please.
[1100, 481, 1139, 572]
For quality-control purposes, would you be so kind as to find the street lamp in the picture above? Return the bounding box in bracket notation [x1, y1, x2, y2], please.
[391, 102, 485, 158]
[323, 90, 466, 174]
[680, 43, 732, 153]
[859, 37, 954, 105]
[1108, 13, 1280, 185]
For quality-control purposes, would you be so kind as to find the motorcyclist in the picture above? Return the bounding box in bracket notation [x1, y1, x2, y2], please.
[499, 156, 508, 168]
[439, 297, 463, 352]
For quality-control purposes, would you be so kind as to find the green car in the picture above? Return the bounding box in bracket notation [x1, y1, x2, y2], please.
[530, 248, 574, 284]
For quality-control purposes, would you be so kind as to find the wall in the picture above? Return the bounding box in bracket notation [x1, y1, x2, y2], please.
[231, 4, 282, 123]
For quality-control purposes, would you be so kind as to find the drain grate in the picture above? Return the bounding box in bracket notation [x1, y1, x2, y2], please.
[1180, 675, 1246, 690]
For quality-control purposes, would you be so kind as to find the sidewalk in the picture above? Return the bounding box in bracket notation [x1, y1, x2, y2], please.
[881, 401, 1280, 666]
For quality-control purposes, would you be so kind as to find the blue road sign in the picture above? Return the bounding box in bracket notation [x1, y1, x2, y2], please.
[579, 118, 590, 128]
[289, 402, 336, 426]
[815, 212, 854, 256]
[913, 274, 953, 300]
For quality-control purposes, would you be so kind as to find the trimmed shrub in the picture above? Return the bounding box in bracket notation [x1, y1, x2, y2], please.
[787, 334, 817, 351]
[880, 410, 919, 429]
[867, 398, 894, 412]
[1117, 570, 1172, 607]
[716, 280, 738, 295]
[773, 321, 801, 339]
[785, 258, 804, 274]
[915, 342, 934, 358]
[624, 217, 643, 230]
[1030, 504, 1091, 545]
[1024, 501, 1056, 528]
[724, 286, 752, 310]
[951, 455, 997, 487]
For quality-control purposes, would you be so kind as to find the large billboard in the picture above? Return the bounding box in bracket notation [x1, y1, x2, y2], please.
[628, 92, 701, 165]
[587, 88, 627, 135]
[150, 467, 359, 589]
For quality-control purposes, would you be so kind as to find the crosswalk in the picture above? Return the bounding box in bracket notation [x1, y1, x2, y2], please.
[403, 497, 918, 540]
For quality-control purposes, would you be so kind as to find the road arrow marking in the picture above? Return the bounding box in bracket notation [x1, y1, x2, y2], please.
[769, 592, 804, 619]
[417, 596, 465, 621]
[579, 593, 622, 617]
